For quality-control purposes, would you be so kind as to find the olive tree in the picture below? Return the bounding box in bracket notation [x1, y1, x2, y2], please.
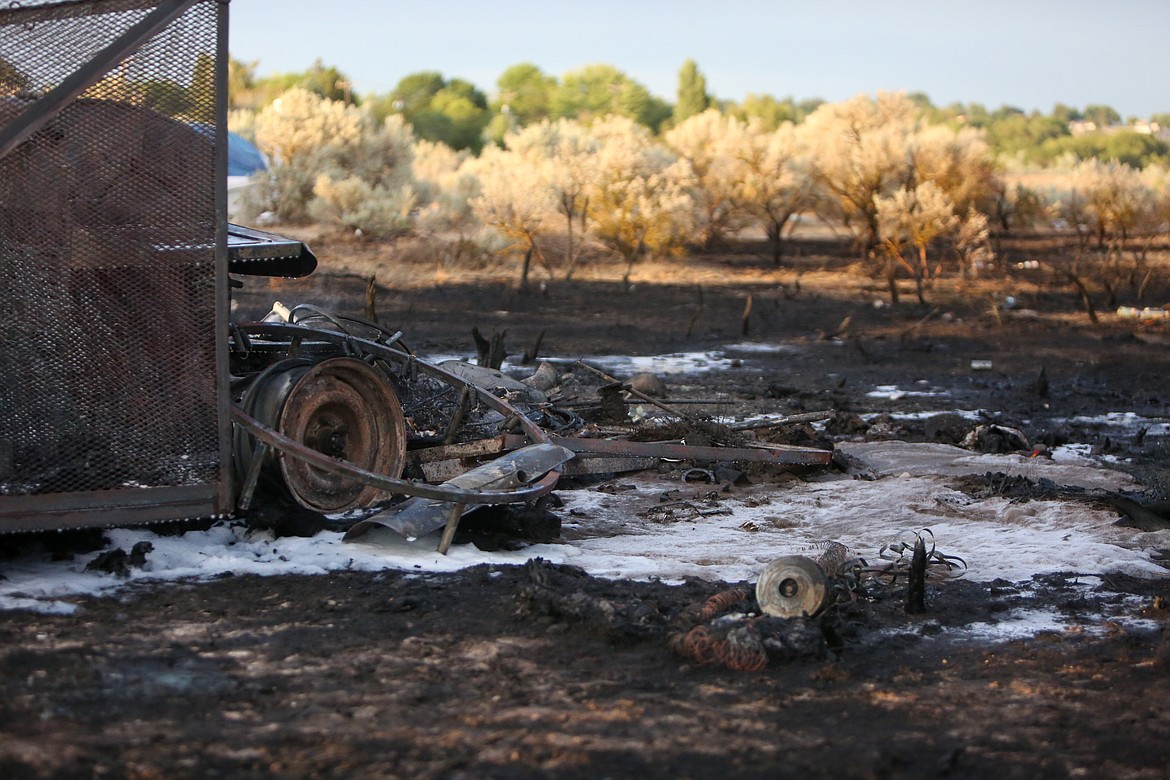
[309, 114, 418, 239]
[248, 87, 365, 222]
[411, 139, 478, 236]
[1062, 159, 1162, 305]
[469, 145, 557, 291]
[803, 92, 920, 257]
[505, 118, 600, 279]
[738, 120, 815, 263]
[665, 109, 751, 249]
[586, 116, 696, 288]
[875, 180, 957, 304]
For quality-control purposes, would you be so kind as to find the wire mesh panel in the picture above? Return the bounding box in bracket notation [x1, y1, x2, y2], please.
[0, 0, 229, 528]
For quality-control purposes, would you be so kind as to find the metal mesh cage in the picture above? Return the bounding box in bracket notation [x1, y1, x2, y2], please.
[0, 0, 228, 526]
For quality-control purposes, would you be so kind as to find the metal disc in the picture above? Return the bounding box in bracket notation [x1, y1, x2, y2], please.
[755, 555, 831, 618]
[276, 357, 406, 513]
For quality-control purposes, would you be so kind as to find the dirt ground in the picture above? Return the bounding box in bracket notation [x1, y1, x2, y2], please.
[3, 232, 1170, 779]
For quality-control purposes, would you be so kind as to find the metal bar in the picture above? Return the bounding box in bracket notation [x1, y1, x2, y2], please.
[406, 436, 513, 466]
[0, 0, 200, 161]
[726, 410, 835, 431]
[443, 385, 472, 445]
[213, 0, 233, 515]
[0, 0, 170, 24]
[0, 485, 220, 532]
[236, 441, 269, 512]
[504, 434, 833, 467]
[436, 503, 465, 554]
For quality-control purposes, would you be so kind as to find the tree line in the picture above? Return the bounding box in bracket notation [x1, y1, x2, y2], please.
[235, 83, 1169, 305]
[229, 57, 1170, 168]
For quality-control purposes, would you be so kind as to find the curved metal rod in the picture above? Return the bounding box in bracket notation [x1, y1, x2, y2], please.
[230, 405, 561, 506]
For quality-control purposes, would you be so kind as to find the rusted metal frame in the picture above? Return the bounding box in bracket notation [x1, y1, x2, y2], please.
[230, 406, 558, 506]
[0, 485, 222, 533]
[0, 0, 201, 162]
[213, 0, 232, 515]
[503, 433, 833, 467]
[231, 323, 561, 504]
[407, 436, 512, 466]
[236, 323, 555, 446]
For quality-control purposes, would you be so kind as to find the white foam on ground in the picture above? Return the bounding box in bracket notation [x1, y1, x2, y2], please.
[3, 469, 1165, 620]
[1059, 412, 1170, 437]
[866, 384, 948, 400]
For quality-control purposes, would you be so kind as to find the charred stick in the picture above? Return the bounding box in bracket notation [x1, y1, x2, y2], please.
[905, 535, 928, 614]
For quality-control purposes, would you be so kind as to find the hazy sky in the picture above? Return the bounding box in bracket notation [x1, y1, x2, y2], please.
[229, 0, 1170, 118]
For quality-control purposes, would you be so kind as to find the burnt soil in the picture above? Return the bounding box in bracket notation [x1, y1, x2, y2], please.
[3, 234, 1170, 779]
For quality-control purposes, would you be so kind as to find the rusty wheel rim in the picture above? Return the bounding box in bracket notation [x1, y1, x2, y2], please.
[276, 358, 406, 513]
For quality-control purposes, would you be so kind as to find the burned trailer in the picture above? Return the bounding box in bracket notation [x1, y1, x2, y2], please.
[0, 0, 569, 535]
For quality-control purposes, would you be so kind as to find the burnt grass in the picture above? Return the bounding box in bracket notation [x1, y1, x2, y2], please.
[3, 234, 1170, 778]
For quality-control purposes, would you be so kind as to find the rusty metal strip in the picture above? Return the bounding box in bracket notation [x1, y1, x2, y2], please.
[406, 436, 514, 466]
[504, 434, 832, 467]
[562, 456, 659, 476]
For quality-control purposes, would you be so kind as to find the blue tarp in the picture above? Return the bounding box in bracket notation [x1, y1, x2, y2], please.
[190, 123, 268, 177]
[227, 131, 266, 177]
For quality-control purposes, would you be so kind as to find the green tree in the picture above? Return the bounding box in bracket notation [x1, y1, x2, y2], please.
[551, 64, 665, 129]
[729, 93, 799, 131]
[390, 71, 445, 114]
[244, 60, 356, 109]
[1083, 104, 1121, 128]
[429, 81, 490, 152]
[300, 58, 356, 104]
[379, 72, 490, 152]
[1052, 102, 1082, 123]
[1042, 131, 1169, 169]
[984, 111, 1068, 161]
[493, 63, 556, 125]
[673, 59, 710, 124]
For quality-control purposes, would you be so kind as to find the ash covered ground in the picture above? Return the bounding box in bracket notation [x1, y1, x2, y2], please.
[2, 236, 1169, 778]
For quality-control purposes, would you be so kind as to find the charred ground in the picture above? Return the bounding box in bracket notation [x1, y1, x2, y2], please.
[2, 232, 1169, 778]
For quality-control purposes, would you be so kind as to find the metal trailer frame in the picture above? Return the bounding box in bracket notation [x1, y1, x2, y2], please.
[0, 0, 830, 542]
[0, 0, 232, 530]
[0, 0, 566, 533]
